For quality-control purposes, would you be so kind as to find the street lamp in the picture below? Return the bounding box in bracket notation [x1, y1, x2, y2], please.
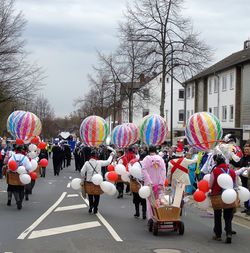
[170, 43, 174, 146]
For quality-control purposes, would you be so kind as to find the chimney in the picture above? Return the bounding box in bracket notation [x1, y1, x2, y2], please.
[139, 73, 145, 83]
[244, 40, 250, 50]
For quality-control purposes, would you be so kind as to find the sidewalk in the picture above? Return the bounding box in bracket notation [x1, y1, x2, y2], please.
[186, 195, 250, 225]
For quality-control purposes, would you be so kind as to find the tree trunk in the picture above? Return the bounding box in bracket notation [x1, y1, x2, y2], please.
[160, 62, 166, 117]
[128, 93, 133, 123]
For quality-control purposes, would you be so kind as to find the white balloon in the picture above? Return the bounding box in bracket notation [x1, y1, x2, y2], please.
[29, 144, 37, 152]
[100, 181, 113, 193]
[139, 186, 151, 199]
[106, 184, 117, 196]
[17, 166, 27, 175]
[71, 178, 82, 190]
[221, 189, 237, 204]
[238, 186, 250, 202]
[28, 151, 38, 159]
[30, 159, 38, 172]
[217, 174, 233, 189]
[92, 174, 103, 185]
[203, 174, 211, 182]
[130, 162, 142, 179]
[19, 174, 31, 184]
[115, 164, 127, 175]
[121, 172, 130, 183]
[104, 172, 109, 181]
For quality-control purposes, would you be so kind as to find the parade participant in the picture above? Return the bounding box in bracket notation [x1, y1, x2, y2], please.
[81, 149, 114, 214]
[39, 148, 49, 177]
[233, 145, 250, 215]
[52, 141, 63, 176]
[7, 145, 32, 210]
[132, 152, 147, 219]
[185, 151, 198, 194]
[142, 146, 166, 220]
[209, 154, 236, 243]
[116, 149, 128, 198]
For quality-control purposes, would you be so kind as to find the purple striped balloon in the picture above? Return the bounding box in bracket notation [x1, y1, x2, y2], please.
[139, 115, 168, 146]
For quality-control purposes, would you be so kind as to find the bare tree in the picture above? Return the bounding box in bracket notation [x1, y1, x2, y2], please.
[125, 0, 212, 117]
[0, 0, 43, 104]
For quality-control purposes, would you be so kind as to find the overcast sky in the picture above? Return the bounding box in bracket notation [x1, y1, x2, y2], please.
[15, 0, 250, 117]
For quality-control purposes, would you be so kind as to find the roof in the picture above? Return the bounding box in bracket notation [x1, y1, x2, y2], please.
[185, 47, 250, 83]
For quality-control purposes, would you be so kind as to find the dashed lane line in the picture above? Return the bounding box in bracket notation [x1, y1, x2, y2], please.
[28, 221, 101, 239]
[54, 204, 87, 212]
[17, 192, 67, 240]
[81, 195, 123, 242]
[67, 194, 79, 198]
[67, 183, 71, 188]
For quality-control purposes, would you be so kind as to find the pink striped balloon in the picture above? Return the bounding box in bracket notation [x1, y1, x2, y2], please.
[185, 112, 223, 151]
[7, 111, 42, 141]
[79, 116, 108, 147]
[111, 124, 133, 148]
[125, 123, 139, 145]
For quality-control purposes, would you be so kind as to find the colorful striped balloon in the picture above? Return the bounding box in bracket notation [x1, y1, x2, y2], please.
[80, 116, 108, 147]
[185, 112, 223, 151]
[125, 123, 139, 145]
[139, 114, 168, 146]
[7, 111, 42, 141]
[111, 124, 133, 148]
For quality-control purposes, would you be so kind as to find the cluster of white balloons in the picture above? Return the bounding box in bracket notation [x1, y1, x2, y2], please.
[217, 173, 250, 204]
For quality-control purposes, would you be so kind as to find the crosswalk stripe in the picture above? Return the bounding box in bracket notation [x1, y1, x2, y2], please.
[67, 194, 79, 198]
[17, 192, 67, 240]
[54, 204, 87, 212]
[28, 221, 101, 239]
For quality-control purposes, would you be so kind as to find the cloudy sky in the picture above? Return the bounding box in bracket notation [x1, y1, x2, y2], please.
[15, 0, 250, 117]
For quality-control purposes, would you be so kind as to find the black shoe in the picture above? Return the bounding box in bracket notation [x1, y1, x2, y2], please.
[241, 209, 247, 213]
[134, 213, 140, 218]
[88, 207, 93, 213]
[232, 230, 237, 235]
[25, 196, 29, 201]
[93, 208, 98, 214]
[7, 200, 11, 206]
[225, 236, 232, 244]
[17, 202, 22, 210]
[142, 215, 146, 220]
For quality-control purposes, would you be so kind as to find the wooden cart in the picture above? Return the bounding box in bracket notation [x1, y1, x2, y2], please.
[148, 187, 184, 236]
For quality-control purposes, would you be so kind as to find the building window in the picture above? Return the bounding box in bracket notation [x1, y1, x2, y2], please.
[222, 106, 227, 121]
[230, 105, 234, 120]
[143, 88, 150, 100]
[222, 76, 227, 91]
[178, 110, 184, 122]
[214, 107, 218, 117]
[191, 84, 195, 98]
[142, 109, 149, 117]
[214, 77, 218, 93]
[187, 86, 191, 98]
[178, 89, 184, 99]
[230, 73, 234, 89]
[209, 79, 212, 94]
[209, 107, 212, 113]
[187, 110, 190, 121]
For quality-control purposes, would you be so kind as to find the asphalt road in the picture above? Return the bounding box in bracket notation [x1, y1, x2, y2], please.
[0, 160, 249, 253]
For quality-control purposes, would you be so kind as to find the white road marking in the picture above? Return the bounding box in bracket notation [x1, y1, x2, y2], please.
[233, 220, 250, 230]
[54, 204, 87, 212]
[17, 192, 67, 240]
[67, 183, 71, 188]
[28, 221, 101, 239]
[67, 194, 79, 198]
[81, 196, 123, 242]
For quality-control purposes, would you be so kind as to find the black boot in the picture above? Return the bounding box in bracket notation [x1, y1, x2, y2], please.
[17, 201, 22, 210]
[142, 204, 147, 219]
[134, 204, 140, 218]
[7, 192, 12, 206]
[225, 235, 232, 244]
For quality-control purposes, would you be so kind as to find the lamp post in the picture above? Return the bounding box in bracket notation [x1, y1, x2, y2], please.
[170, 43, 174, 146]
